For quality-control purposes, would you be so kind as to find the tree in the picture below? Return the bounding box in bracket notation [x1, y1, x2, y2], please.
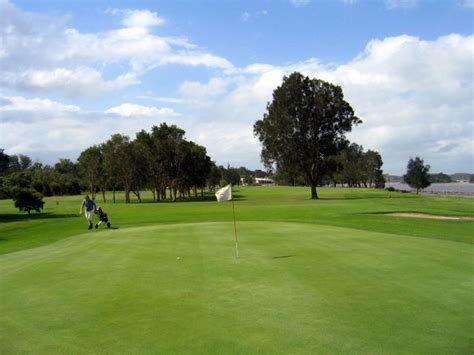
[102, 134, 135, 203]
[220, 165, 241, 185]
[428, 173, 451, 183]
[403, 157, 431, 194]
[338, 143, 364, 187]
[13, 188, 44, 214]
[180, 141, 212, 198]
[363, 150, 385, 188]
[78, 146, 104, 199]
[243, 175, 254, 185]
[254, 72, 361, 199]
[207, 164, 221, 191]
[54, 159, 78, 176]
[151, 123, 186, 201]
[8, 154, 32, 171]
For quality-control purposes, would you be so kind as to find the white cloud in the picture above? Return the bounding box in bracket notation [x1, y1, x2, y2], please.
[1, 68, 139, 96]
[0, 95, 80, 113]
[105, 103, 179, 117]
[136, 95, 187, 104]
[179, 78, 235, 98]
[0, 1, 234, 97]
[121, 9, 165, 28]
[107, 8, 165, 28]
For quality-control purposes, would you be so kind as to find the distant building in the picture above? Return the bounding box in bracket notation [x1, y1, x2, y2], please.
[255, 177, 274, 185]
[240, 177, 275, 185]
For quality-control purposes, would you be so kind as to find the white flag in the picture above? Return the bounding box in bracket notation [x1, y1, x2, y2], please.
[215, 184, 232, 202]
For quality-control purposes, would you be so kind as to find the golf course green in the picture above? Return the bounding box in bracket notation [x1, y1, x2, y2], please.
[1, 187, 473, 354]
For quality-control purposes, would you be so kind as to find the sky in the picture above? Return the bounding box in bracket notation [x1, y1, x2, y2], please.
[0, 0, 473, 175]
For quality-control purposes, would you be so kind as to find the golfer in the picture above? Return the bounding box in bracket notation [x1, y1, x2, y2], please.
[80, 195, 96, 230]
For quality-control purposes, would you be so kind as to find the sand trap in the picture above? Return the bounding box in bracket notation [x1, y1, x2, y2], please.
[385, 212, 474, 220]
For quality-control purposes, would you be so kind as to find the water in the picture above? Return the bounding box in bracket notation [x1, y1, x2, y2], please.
[385, 182, 474, 196]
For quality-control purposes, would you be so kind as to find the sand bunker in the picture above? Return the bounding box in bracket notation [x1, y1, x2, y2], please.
[385, 212, 474, 220]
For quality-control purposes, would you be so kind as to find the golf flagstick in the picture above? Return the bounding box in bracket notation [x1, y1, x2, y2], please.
[231, 199, 239, 258]
[215, 184, 239, 259]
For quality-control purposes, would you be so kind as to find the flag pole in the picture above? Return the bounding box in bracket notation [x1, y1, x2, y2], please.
[231, 199, 239, 258]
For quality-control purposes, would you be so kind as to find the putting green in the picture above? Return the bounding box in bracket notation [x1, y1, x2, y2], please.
[1, 222, 472, 354]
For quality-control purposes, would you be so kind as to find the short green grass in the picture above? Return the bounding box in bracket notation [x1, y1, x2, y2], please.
[0, 187, 473, 353]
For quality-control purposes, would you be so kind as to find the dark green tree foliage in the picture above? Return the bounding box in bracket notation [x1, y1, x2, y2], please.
[219, 165, 241, 186]
[102, 134, 135, 203]
[363, 150, 385, 188]
[338, 143, 364, 187]
[428, 173, 452, 183]
[78, 146, 104, 199]
[183, 141, 212, 197]
[134, 130, 157, 199]
[91, 124, 214, 203]
[331, 145, 385, 188]
[13, 188, 44, 214]
[206, 164, 221, 191]
[54, 159, 78, 176]
[403, 157, 431, 194]
[8, 154, 32, 171]
[254, 72, 361, 199]
[156, 124, 185, 201]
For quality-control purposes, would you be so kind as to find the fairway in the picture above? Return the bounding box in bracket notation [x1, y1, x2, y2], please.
[0, 187, 473, 354]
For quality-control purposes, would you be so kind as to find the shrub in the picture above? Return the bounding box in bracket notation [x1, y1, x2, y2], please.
[12, 188, 44, 215]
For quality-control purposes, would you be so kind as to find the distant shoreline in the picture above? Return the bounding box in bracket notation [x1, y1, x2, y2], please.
[385, 182, 474, 198]
[420, 190, 474, 198]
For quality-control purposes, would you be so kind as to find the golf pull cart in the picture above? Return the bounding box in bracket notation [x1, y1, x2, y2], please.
[95, 207, 111, 229]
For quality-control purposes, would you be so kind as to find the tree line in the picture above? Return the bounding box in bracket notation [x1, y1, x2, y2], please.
[273, 143, 385, 188]
[78, 123, 215, 203]
[0, 124, 266, 204]
[0, 151, 81, 199]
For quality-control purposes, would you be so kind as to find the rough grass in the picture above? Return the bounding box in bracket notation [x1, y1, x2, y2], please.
[0, 187, 473, 353]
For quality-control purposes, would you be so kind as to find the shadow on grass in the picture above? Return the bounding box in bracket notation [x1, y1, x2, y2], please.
[119, 193, 247, 204]
[319, 194, 418, 201]
[95, 226, 119, 230]
[272, 255, 294, 259]
[0, 213, 79, 223]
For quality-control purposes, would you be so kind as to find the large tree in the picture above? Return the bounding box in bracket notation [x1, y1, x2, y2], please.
[254, 72, 361, 199]
[403, 157, 431, 194]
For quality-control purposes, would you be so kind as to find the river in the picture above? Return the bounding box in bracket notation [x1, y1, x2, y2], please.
[385, 182, 474, 197]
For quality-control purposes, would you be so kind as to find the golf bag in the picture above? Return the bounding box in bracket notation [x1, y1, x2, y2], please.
[95, 207, 111, 229]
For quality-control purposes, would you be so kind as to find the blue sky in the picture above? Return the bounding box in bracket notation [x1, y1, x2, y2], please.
[1, 0, 473, 174]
